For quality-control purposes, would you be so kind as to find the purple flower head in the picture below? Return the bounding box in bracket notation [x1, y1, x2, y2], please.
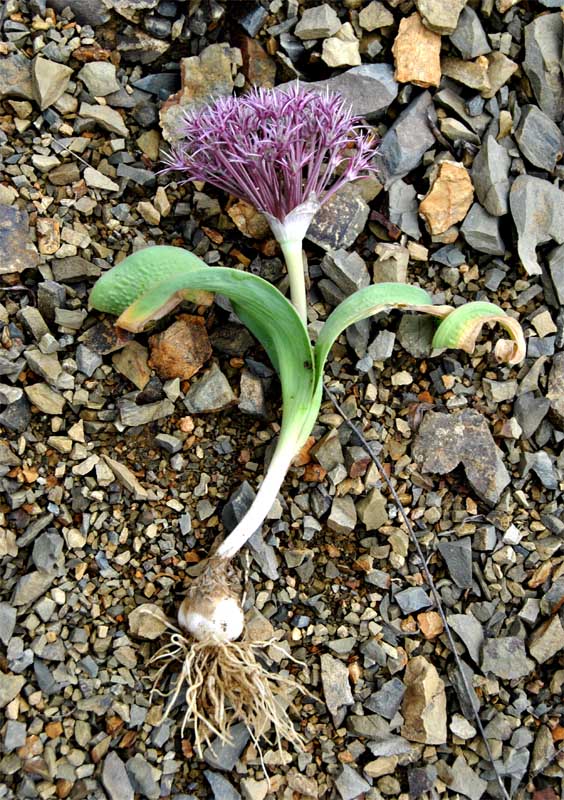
[163, 85, 378, 227]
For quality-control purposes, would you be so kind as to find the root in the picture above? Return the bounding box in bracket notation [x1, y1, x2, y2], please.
[149, 628, 308, 764]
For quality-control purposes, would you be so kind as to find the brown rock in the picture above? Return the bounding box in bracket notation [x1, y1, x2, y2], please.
[441, 55, 491, 92]
[71, 44, 112, 62]
[112, 341, 151, 390]
[237, 35, 276, 89]
[37, 218, 60, 255]
[149, 315, 212, 380]
[45, 722, 63, 738]
[417, 611, 444, 640]
[401, 656, 447, 744]
[419, 161, 474, 235]
[227, 200, 270, 239]
[393, 13, 441, 88]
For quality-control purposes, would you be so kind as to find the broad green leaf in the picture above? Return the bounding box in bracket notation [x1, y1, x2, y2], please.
[313, 283, 448, 384]
[89, 246, 317, 451]
[89, 246, 214, 318]
[432, 301, 526, 366]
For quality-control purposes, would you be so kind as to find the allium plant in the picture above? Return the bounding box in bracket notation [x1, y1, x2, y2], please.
[163, 85, 378, 322]
[90, 246, 526, 759]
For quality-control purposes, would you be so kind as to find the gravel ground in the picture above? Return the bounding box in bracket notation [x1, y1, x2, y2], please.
[1, 1, 564, 799]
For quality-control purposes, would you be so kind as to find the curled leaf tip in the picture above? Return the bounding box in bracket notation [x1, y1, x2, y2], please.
[432, 302, 526, 366]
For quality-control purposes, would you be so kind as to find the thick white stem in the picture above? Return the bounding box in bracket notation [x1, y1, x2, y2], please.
[264, 200, 320, 326]
[216, 440, 297, 561]
[280, 238, 307, 324]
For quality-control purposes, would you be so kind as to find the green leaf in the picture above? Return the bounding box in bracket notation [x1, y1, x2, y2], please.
[314, 283, 446, 384]
[89, 246, 214, 318]
[89, 246, 317, 450]
[432, 301, 526, 365]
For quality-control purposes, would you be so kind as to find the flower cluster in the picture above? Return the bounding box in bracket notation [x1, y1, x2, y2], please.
[163, 84, 377, 222]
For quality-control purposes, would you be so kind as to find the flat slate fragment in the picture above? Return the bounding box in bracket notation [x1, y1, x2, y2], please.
[279, 64, 398, 118]
[0, 52, 33, 100]
[0, 206, 39, 275]
[377, 91, 437, 186]
[413, 409, 510, 506]
[481, 637, 533, 679]
[307, 185, 369, 251]
[523, 14, 563, 122]
[510, 175, 564, 275]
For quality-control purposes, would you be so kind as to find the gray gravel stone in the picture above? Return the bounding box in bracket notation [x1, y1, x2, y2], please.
[282, 63, 398, 118]
[320, 249, 370, 295]
[460, 203, 505, 255]
[294, 3, 340, 39]
[327, 495, 357, 535]
[450, 7, 490, 59]
[438, 538, 472, 589]
[78, 61, 120, 97]
[155, 433, 183, 454]
[334, 765, 371, 800]
[523, 13, 563, 122]
[388, 179, 421, 239]
[307, 185, 369, 250]
[0, 205, 39, 275]
[51, 256, 100, 282]
[397, 315, 434, 358]
[32, 56, 72, 110]
[76, 344, 103, 377]
[415, 0, 466, 34]
[377, 91, 437, 186]
[448, 660, 481, 718]
[547, 352, 564, 427]
[471, 135, 510, 217]
[184, 363, 236, 413]
[0, 52, 33, 100]
[119, 398, 175, 427]
[481, 637, 533, 679]
[529, 615, 564, 663]
[204, 723, 251, 771]
[522, 451, 558, 490]
[365, 677, 406, 719]
[32, 532, 64, 574]
[204, 771, 241, 800]
[0, 603, 16, 646]
[449, 754, 488, 800]
[447, 613, 484, 665]
[12, 571, 55, 607]
[103, 752, 134, 800]
[356, 487, 389, 530]
[514, 392, 550, 439]
[3, 719, 26, 752]
[126, 754, 160, 800]
[515, 104, 562, 172]
[321, 653, 354, 727]
[413, 409, 510, 506]
[396, 586, 432, 614]
[510, 175, 564, 275]
[0, 674, 25, 708]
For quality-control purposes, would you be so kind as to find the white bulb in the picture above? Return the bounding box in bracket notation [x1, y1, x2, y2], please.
[178, 596, 244, 643]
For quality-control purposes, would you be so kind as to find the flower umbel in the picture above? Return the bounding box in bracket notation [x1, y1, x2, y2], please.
[163, 85, 378, 321]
